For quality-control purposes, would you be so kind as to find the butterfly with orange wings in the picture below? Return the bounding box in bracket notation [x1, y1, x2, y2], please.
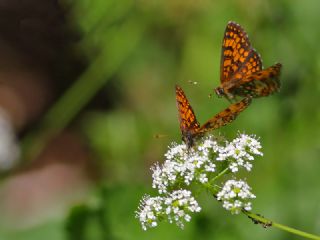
[214, 21, 282, 102]
[176, 85, 251, 148]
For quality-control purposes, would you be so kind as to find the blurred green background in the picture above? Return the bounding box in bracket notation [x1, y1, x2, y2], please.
[0, 0, 319, 239]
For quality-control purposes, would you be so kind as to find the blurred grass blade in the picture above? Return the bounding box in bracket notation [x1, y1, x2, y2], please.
[21, 19, 146, 162]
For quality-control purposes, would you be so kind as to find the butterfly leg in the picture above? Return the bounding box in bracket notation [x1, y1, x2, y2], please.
[225, 93, 236, 103]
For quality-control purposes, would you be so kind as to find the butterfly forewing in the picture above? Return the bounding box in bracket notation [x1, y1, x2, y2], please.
[220, 21, 252, 83]
[175, 85, 200, 137]
[232, 49, 263, 81]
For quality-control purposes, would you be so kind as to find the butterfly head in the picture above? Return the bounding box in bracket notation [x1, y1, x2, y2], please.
[214, 87, 225, 98]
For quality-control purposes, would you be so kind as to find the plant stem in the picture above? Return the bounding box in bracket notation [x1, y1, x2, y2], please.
[209, 167, 229, 184]
[204, 167, 229, 195]
[243, 210, 320, 240]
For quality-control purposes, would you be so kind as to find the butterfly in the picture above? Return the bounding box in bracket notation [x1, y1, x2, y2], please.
[214, 21, 282, 102]
[175, 85, 251, 147]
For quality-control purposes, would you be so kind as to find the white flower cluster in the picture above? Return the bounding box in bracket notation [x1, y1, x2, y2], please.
[136, 195, 163, 230]
[136, 190, 201, 230]
[137, 133, 263, 230]
[216, 179, 256, 214]
[217, 133, 263, 172]
[152, 137, 218, 193]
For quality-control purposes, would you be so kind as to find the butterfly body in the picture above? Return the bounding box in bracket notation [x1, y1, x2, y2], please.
[215, 21, 282, 101]
[175, 85, 251, 148]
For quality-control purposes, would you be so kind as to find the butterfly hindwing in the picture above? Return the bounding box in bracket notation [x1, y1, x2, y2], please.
[199, 97, 252, 132]
[240, 63, 281, 97]
[230, 63, 282, 97]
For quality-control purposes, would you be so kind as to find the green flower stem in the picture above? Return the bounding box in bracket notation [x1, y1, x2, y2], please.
[203, 167, 229, 195]
[209, 167, 229, 184]
[243, 210, 320, 240]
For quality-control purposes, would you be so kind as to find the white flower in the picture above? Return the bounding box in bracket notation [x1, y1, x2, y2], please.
[216, 133, 262, 172]
[217, 179, 256, 214]
[137, 133, 263, 230]
[136, 195, 164, 230]
[152, 137, 218, 193]
[198, 136, 222, 153]
[164, 143, 188, 160]
[164, 190, 201, 229]
[233, 133, 263, 156]
[136, 190, 201, 230]
[198, 173, 208, 183]
[151, 163, 168, 194]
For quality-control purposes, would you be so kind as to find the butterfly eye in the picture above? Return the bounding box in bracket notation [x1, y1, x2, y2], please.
[215, 87, 225, 97]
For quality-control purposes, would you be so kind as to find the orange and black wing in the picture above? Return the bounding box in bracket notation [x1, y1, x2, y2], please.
[175, 85, 200, 146]
[233, 63, 282, 97]
[230, 49, 263, 82]
[198, 97, 252, 132]
[220, 21, 262, 83]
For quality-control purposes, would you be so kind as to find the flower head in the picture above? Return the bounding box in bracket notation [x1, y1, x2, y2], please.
[152, 136, 219, 193]
[136, 195, 164, 230]
[216, 179, 256, 214]
[217, 133, 262, 172]
[136, 190, 201, 230]
[137, 133, 263, 230]
[164, 190, 201, 228]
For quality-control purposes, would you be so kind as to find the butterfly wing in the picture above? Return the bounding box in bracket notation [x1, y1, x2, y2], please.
[220, 21, 261, 83]
[230, 49, 263, 81]
[218, 21, 281, 99]
[232, 63, 282, 97]
[175, 85, 200, 146]
[198, 97, 252, 132]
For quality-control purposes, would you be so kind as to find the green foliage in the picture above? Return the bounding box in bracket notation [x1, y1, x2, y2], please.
[65, 189, 114, 240]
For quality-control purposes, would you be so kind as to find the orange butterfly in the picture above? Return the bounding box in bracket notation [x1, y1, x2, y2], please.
[175, 85, 251, 147]
[214, 21, 282, 101]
